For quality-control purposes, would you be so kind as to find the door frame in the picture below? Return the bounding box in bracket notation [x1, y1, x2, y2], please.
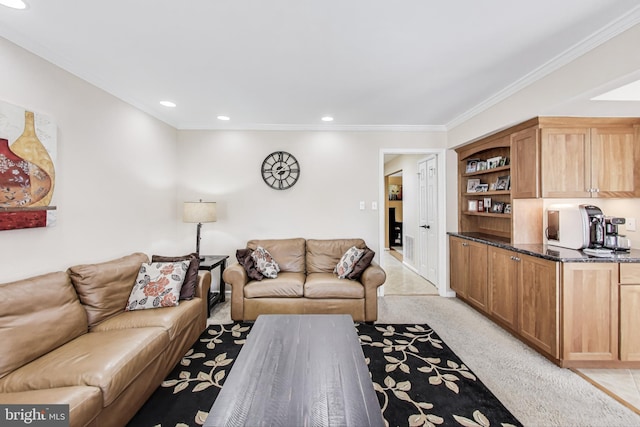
[379, 148, 451, 297]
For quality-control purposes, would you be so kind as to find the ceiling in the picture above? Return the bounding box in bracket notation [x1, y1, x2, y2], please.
[1, 0, 639, 130]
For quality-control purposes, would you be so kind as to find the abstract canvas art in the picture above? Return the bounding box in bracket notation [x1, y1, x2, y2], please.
[0, 100, 57, 231]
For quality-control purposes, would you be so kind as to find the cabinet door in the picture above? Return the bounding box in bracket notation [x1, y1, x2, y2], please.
[590, 127, 638, 197]
[541, 128, 591, 198]
[562, 263, 618, 361]
[466, 241, 488, 311]
[518, 254, 559, 358]
[511, 127, 539, 198]
[620, 285, 640, 361]
[488, 247, 518, 330]
[449, 237, 468, 297]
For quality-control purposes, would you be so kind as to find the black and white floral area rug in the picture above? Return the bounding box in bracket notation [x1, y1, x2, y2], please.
[128, 323, 521, 427]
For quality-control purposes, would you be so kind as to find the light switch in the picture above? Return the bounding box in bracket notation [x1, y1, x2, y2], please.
[359, 201, 365, 210]
[627, 218, 636, 232]
[371, 201, 378, 210]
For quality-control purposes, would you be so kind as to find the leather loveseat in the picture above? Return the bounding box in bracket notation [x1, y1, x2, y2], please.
[223, 238, 386, 322]
[0, 252, 211, 427]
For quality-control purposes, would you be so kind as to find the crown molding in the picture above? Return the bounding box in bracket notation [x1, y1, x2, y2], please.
[445, 5, 640, 131]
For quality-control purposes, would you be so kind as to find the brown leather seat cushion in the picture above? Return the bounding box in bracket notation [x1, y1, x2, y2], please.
[91, 298, 202, 341]
[243, 272, 305, 298]
[0, 386, 102, 427]
[304, 273, 365, 299]
[306, 239, 366, 273]
[0, 327, 168, 406]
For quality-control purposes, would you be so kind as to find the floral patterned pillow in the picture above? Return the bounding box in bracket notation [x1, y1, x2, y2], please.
[251, 246, 280, 279]
[125, 261, 190, 311]
[335, 246, 365, 279]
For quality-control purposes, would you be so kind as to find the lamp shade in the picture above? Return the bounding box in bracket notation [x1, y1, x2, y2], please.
[183, 201, 217, 223]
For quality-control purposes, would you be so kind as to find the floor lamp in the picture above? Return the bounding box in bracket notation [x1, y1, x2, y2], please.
[183, 200, 217, 260]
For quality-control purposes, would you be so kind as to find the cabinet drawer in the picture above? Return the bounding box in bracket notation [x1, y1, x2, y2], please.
[620, 263, 640, 284]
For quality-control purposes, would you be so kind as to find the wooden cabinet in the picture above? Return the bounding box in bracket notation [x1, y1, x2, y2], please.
[518, 254, 559, 358]
[488, 246, 518, 331]
[449, 236, 488, 311]
[561, 263, 619, 362]
[541, 125, 639, 198]
[619, 264, 640, 361]
[510, 126, 539, 198]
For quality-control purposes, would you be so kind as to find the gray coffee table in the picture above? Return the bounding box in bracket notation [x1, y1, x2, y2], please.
[204, 314, 384, 427]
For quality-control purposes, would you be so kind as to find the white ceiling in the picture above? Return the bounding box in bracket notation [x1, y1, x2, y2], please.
[1, 0, 639, 130]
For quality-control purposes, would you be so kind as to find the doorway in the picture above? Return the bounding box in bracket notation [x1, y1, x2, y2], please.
[379, 149, 447, 297]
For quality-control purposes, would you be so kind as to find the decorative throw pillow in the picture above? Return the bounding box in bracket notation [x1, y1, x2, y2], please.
[236, 248, 264, 281]
[250, 246, 280, 279]
[346, 247, 375, 280]
[125, 261, 190, 311]
[335, 246, 365, 279]
[152, 253, 200, 300]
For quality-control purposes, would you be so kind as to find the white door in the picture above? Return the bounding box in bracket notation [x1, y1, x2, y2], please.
[418, 157, 438, 284]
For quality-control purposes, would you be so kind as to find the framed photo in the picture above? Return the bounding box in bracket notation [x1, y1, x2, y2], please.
[465, 159, 478, 173]
[477, 161, 487, 171]
[491, 202, 505, 213]
[487, 156, 502, 169]
[483, 197, 492, 212]
[495, 175, 510, 191]
[466, 178, 480, 193]
[504, 203, 512, 214]
[467, 200, 478, 212]
[499, 156, 510, 167]
[477, 200, 484, 212]
[476, 183, 488, 192]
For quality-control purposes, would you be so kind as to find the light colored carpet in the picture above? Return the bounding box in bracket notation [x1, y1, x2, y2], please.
[208, 296, 640, 427]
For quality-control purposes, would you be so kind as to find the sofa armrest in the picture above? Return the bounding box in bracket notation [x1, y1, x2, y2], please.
[222, 263, 249, 321]
[361, 262, 386, 322]
[194, 271, 212, 300]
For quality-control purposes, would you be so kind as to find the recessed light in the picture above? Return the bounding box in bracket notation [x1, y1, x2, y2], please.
[321, 116, 334, 122]
[217, 116, 230, 121]
[0, 0, 27, 9]
[160, 101, 176, 108]
[591, 79, 640, 101]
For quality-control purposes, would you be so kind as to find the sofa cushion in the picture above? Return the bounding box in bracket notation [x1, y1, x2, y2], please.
[0, 386, 102, 427]
[125, 261, 189, 311]
[251, 246, 280, 278]
[236, 248, 263, 281]
[0, 327, 169, 407]
[247, 238, 306, 273]
[304, 273, 365, 299]
[92, 297, 202, 341]
[335, 246, 365, 279]
[68, 252, 149, 328]
[0, 271, 88, 379]
[244, 272, 305, 298]
[306, 239, 366, 274]
[347, 247, 375, 280]
[152, 253, 200, 300]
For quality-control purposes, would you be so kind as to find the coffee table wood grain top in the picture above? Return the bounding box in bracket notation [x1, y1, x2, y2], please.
[204, 314, 384, 427]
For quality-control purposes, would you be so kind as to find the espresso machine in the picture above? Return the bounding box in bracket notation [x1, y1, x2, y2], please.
[579, 205, 605, 249]
[604, 216, 631, 251]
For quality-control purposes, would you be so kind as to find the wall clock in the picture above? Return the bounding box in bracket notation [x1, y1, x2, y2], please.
[261, 151, 300, 190]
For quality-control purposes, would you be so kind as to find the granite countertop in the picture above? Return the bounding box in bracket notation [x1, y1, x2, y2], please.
[448, 232, 640, 263]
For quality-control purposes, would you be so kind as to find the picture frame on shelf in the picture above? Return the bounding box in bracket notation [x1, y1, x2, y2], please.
[477, 200, 484, 212]
[465, 159, 479, 173]
[495, 175, 510, 191]
[468, 200, 478, 212]
[477, 161, 487, 171]
[483, 197, 492, 212]
[466, 178, 480, 193]
[499, 156, 510, 167]
[491, 201, 505, 213]
[476, 183, 488, 192]
[504, 203, 512, 214]
[486, 156, 502, 169]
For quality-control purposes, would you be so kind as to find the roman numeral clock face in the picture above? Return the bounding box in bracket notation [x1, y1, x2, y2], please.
[261, 151, 300, 190]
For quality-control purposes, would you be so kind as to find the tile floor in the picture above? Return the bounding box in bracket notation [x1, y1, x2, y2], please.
[576, 368, 640, 415]
[380, 249, 439, 296]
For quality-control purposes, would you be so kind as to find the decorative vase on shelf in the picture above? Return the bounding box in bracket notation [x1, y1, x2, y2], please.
[9, 111, 55, 207]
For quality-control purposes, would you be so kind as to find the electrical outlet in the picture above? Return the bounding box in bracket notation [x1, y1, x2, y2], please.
[371, 201, 378, 210]
[627, 218, 636, 232]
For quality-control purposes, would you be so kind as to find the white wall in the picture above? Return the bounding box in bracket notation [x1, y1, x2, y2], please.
[0, 37, 180, 282]
[176, 130, 448, 269]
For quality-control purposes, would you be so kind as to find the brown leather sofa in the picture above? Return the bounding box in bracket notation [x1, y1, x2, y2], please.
[223, 238, 386, 322]
[0, 252, 211, 427]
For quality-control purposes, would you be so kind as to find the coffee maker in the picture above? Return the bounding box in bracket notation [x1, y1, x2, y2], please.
[604, 217, 631, 251]
[579, 205, 605, 248]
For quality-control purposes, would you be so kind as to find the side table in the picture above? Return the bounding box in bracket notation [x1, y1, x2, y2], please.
[198, 255, 229, 317]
